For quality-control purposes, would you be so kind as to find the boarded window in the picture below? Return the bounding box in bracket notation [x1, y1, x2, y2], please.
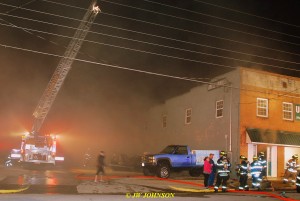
[185, 108, 192, 124]
[216, 100, 224, 118]
[162, 115, 167, 128]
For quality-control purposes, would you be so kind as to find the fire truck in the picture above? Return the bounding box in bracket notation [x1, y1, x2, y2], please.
[19, 1, 100, 166]
[20, 133, 57, 165]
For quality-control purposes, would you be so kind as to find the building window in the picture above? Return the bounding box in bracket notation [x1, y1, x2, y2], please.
[185, 108, 192, 124]
[162, 115, 167, 128]
[283, 102, 293, 121]
[216, 100, 224, 118]
[257, 98, 268, 117]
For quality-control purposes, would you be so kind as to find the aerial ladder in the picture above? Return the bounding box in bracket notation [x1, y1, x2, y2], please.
[20, 1, 101, 166]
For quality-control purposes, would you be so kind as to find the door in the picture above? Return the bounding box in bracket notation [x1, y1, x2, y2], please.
[172, 146, 192, 167]
[267, 146, 277, 177]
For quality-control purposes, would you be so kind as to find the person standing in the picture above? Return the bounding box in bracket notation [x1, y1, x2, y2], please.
[283, 154, 299, 184]
[94, 151, 105, 182]
[258, 152, 267, 180]
[250, 156, 262, 190]
[208, 153, 215, 187]
[238, 155, 249, 191]
[203, 156, 212, 188]
[214, 151, 231, 192]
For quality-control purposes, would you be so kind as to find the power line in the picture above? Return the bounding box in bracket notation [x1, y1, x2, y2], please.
[100, 0, 300, 46]
[101, 13, 300, 57]
[143, 0, 300, 40]
[0, 6, 299, 72]
[1, 1, 299, 75]
[1, 42, 300, 100]
[0, 0, 38, 36]
[4, 0, 37, 14]
[2, 1, 299, 59]
[193, 0, 300, 28]
[3, 7, 298, 67]
[0, 20, 300, 71]
[1, 19, 300, 73]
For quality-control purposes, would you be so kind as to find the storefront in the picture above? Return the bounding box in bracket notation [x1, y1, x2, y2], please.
[246, 128, 300, 178]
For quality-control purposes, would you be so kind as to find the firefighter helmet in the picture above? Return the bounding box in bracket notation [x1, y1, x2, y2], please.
[259, 152, 264, 156]
[253, 156, 258, 160]
[220, 151, 227, 156]
[292, 154, 298, 159]
[240, 155, 246, 160]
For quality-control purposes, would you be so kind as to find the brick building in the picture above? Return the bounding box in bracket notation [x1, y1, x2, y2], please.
[145, 67, 300, 178]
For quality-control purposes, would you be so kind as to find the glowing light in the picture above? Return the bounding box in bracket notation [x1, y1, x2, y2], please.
[92, 5, 101, 14]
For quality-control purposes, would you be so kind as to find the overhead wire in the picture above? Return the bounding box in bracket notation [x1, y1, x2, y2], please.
[1, 15, 300, 73]
[1, 1, 299, 59]
[99, 0, 300, 46]
[0, 0, 38, 36]
[2, 0, 298, 101]
[39, 1, 300, 65]
[0, 0, 298, 85]
[0, 2, 299, 73]
[1, 42, 300, 100]
[100, 11, 300, 57]
[4, 0, 37, 14]
[143, 0, 300, 40]
[193, 0, 300, 28]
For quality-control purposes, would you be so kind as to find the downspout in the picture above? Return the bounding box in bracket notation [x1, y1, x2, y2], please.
[229, 83, 232, 152]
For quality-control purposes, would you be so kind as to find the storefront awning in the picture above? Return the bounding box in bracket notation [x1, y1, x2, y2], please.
[246, 128, 300, 146]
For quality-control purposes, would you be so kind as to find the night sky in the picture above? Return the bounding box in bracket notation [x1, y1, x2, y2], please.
[0, 0, 299, 164]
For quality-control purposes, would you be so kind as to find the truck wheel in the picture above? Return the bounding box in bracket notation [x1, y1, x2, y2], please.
[156, 163, 170, 178]
[143, 167, 152, 176]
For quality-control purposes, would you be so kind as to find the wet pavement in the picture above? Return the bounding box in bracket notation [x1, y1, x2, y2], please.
[0, 165, 300, 201]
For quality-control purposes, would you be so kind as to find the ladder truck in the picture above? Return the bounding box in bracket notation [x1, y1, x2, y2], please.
[20, 1, 101, 166]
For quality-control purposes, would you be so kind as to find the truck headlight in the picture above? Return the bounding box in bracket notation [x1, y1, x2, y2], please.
[149, 156, 156, 163]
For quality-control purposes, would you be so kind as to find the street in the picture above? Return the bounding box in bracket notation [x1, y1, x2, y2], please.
[0, 165, 300, 201]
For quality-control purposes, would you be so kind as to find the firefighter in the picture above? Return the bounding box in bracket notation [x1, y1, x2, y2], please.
[250, 156, 263, 190]
[296, 171, 300, 193]
[214, 151, 231, 192]
[238, 155, 249, 190]
[258, 152, 267, 180]
[283, 154, 299, 184]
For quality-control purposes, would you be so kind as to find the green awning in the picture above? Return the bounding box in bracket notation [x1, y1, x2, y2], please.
[246, 128, 300, 146]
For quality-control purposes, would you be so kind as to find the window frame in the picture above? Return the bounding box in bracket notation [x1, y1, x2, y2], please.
[282, 102, 293, 121]
[256, 98, 268, 118]
[216, 100, 224, 118]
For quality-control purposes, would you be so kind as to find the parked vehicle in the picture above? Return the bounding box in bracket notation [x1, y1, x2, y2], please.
[141, 145, 219, 178]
